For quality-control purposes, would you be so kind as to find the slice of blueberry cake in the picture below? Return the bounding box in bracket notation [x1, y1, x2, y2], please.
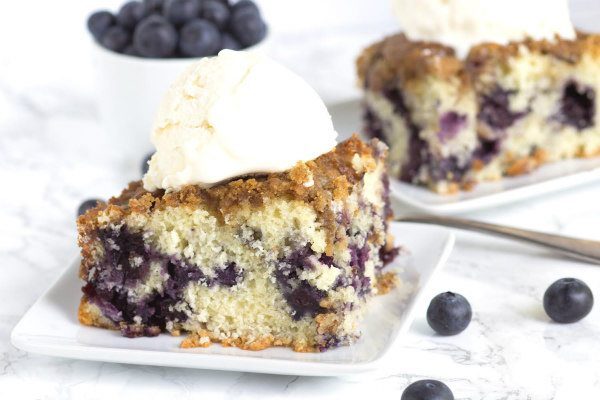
[77, 136, 398, 352]
[357, 33, 600, 193]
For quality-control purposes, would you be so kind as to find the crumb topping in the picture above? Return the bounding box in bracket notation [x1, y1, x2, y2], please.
[77, 136, 386, 254]
[357, 31, 600, 92]
[357, 33, 465, 92]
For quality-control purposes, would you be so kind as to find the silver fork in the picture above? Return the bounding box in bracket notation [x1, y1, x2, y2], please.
[396, 215, 600, 264]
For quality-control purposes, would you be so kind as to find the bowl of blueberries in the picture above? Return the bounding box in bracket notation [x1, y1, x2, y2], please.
[87, 0, 268, 152]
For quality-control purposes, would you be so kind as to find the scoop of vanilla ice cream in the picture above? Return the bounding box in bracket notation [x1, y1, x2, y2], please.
[143, 50, 338, 192]
[392, 0, 576, 57]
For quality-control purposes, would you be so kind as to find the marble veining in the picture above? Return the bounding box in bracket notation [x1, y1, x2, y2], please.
[2, 0, 600, 398]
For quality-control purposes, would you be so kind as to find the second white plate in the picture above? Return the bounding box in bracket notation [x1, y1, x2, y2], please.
[11, 223, 454, 377]
[389, 158, 600, 215]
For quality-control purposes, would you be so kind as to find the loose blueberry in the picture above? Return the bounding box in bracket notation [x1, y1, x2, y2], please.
[221, 33, 241, 50]
[200, 0, 231, 28]
[133, 15, 178, 57]
[427, 292, 472, 336]
[143, 0, 165, 12]
[117, 1, 148, 30]
[229, 5, 267, 47]
[162, 0, 201, 26]
[141, 152, 154, 175]
[543, 278, 594, 323]
[78, 199, 102, 217]
[87, 11, 115, 41]
[101, 26, 131, 52]
[401, 380, 454, 400]
[179, 19, 221, 57]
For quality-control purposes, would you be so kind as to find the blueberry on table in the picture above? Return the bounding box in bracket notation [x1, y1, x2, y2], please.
[401, 380, 454, 400]
[101, 26, 131, 53]
[426, 292, 472, 336]
[117, 1, 148, 30]
[200, 0, 231, 28]
[133, 15, 178, 58]
[88, 11, 115, 41]
[179, 19, 221, 57]
[544, 278, 594, 323]
[221, 33, 241, 50]
[78, 199, 103, 217]
[229, 5, 267, 47]
[141, 152, 154, 175]
[163, 0, 202, 26]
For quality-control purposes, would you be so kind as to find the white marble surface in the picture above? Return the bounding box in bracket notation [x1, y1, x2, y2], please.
[2, 1, 600, 399]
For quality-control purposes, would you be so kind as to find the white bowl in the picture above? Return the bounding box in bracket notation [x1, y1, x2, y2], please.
[91, 39, 268, 154]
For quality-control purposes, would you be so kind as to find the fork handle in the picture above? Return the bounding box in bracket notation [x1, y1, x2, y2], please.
[396, 215, 600, 264]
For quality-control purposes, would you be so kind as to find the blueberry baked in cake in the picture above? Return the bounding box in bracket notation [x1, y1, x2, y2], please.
[358, 0, 600, 193]
[77, 50, 398, 352]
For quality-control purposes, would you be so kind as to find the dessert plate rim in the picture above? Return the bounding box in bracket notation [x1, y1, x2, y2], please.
[11, 222, 455, 377]
[388, 159, 600, 215]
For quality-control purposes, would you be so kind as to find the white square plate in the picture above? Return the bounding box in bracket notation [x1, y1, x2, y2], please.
[11, 223, 454, 377]
[330, 100, 600, 215]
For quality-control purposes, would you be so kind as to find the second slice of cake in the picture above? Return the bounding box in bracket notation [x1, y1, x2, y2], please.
[358, 0, 600, 194]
